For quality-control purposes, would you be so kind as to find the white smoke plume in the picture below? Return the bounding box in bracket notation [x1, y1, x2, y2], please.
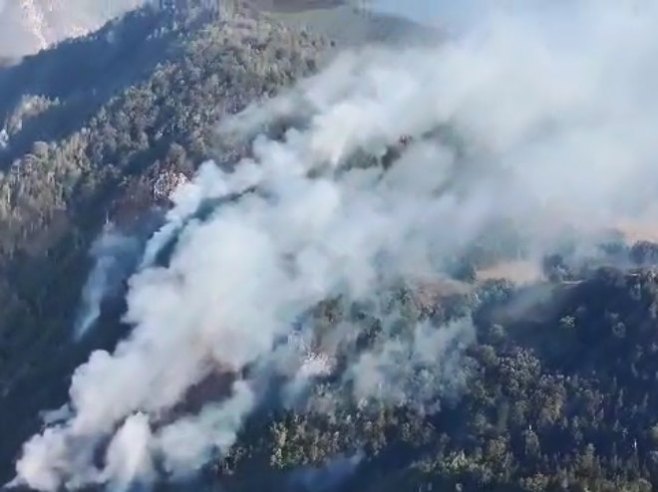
[346, 318, 474, 411]
[13, 0, 658, 490]
[74, 224, 142, 340]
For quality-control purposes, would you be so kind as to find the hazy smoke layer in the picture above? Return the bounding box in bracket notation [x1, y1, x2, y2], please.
[12, 0, 658, 490]
[74, 225, 142, 340]
[288, 452, 364, 491]
[0, 0, 145, 58]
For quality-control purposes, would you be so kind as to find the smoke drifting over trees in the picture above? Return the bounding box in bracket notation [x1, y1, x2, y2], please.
[73, 225, 143, 340]
[8, 0, 658, 491]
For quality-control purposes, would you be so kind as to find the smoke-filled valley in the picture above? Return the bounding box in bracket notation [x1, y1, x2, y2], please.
[5, 1, 658, 492]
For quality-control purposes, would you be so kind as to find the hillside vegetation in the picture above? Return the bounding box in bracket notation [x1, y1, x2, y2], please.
[3, 4, 658, 492]
[219, 266, 658, 492]
[0, 4, 328, 480]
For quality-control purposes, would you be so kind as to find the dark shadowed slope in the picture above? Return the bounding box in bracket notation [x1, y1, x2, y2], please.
[0, 6, 191, 168]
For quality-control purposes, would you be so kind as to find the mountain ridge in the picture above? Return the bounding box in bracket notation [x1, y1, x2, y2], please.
[0, 0, 145, 58]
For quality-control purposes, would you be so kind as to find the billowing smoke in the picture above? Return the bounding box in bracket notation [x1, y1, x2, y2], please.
[74, 224, 142, 340]
[12, 0, 658, 490]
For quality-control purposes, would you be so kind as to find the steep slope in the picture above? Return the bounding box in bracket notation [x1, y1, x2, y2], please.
[0, 7, 182, 165]
[6, 2, 658, 492]
[268, 3, 440, 47]
[0, 0, 144, 58]
[0, 3, 440, 484]
[0, 4, 329, 483]
[218, 267, 658, 492]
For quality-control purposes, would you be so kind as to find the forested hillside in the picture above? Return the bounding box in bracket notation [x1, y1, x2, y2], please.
[3, 3, 658, 492]
[0, 4, 328, 481]
[218, 264, 658, 492]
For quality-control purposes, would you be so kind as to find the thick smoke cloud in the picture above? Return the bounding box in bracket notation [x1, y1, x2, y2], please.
[12, 0, 658, 490]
